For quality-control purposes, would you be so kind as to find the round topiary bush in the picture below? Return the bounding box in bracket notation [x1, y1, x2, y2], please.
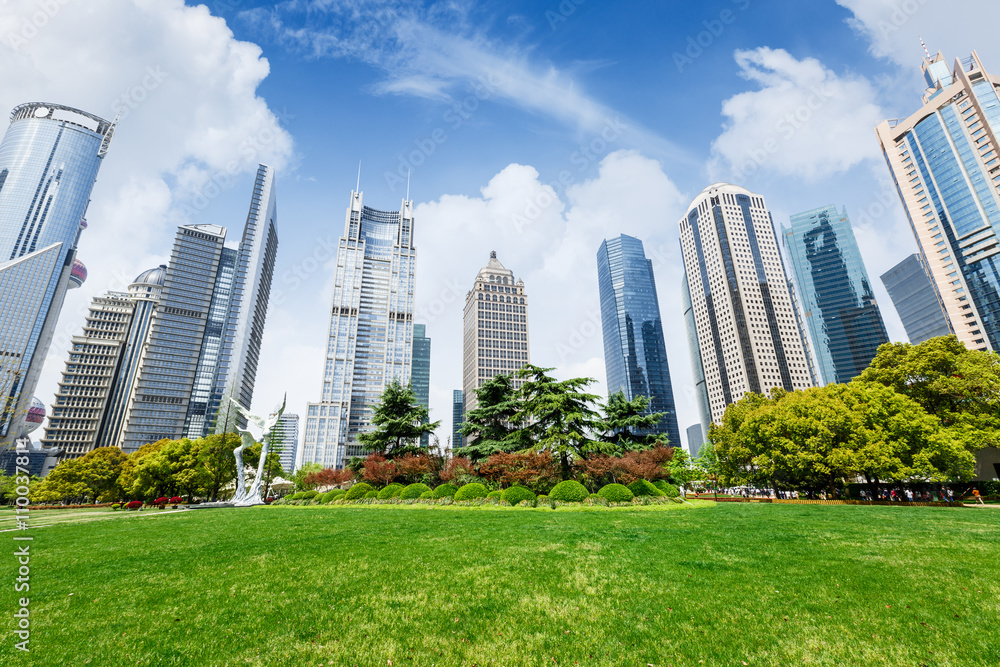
[502, 485, 536, 505]
[655, 481, 680, 497]
[628, 480, 664, 497]
[344, 482, 374, 500]
[486, 490, 504, 499]
[598, 483, 635, 503]
[549, 480, 588, 502]
[454, 482, 488, 501]
[319, 490, 338, 503]
[401, 483, 432, 499]
[433, 483, 458, 499]
[419, 490, 434, 499]
[330, 489, 346, 499]
[301, 490, 319, 500]
[377, 483, 404, 500]
[364, 490, 378, 499]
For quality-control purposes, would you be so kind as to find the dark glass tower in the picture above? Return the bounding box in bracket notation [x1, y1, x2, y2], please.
[782, 205, 889, 385]
[411, 323, 431, 448]
[880, 254, 953, 344]
[596, 234, 680, 447]
[451, 389, 464, 450]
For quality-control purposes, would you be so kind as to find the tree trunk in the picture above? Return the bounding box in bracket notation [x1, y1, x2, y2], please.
[560, 451, 571, 480]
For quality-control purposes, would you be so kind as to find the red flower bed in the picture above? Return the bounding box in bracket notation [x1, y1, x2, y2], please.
[125, 500, 143, 510]
[168, 496, 183, 504]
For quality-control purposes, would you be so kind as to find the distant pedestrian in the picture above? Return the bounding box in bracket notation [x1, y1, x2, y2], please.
[947, 488, 955, 503]
[973, 489, 986, 506]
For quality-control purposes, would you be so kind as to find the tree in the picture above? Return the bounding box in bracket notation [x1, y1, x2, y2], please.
[118, 439, 171, 498]
[599, 391, 666, 453]
[292, 462, 324, 491]
[859, 335, 1000, 452]
[666, 447, 697, 487]
[478, 451, 559, 489]
[130, 439, 208, 500]
[360, 453, 397, 487]
[514, 365, 604, 479]
[198, 432, 239, 501]
[75, 447, 128, 502]
[357, 380, 440, 458]
[29, 459, 89, 504]
[455, 374, 521, 460]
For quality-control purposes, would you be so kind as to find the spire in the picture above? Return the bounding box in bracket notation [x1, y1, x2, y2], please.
[356, 160, 361, 193]
[490, 250, 497, 259]
[919, 36, 931, 60]
[406, 167, 410, 202]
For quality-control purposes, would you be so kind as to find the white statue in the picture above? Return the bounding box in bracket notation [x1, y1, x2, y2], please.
[229, 395, 286, 507]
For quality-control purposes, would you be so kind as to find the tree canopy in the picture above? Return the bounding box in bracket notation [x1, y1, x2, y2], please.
[357, 380, 440, 458]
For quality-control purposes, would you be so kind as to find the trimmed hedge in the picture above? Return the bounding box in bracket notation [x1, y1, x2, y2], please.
[419, 491, 434, 499]
[364, 490, 379, 499]
[549, 480, 588, 502]
[598, 483, 635, 503]
[344, 482, 374, 500]
[433, 483, 458, 499]
[628, 480, 664, 497]
[319, 490, 339, 503]
[377, 483, 404, 500]
[654, 480, 680, 497]
[454, 483, 488, 501]
[301, 490, 319, 500]
[401, 483, 432, 499]
[330, 489, 346, 499]
[502, 486, 536, 505]
[486, 490, 504, 499]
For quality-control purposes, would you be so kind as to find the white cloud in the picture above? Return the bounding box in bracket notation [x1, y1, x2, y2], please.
[0, 0, 293, 423]
[708, 47, 884, 183]
[413, 150, 697, 445]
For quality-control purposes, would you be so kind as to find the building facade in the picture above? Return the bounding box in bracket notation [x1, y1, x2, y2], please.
[0, 103, 116, 441]
[679, 183, 816, 424]
[880, 254, 953, 343]
[461, 252, 530, 414]
[451, 389, 464, 451]
[302, 190, 416, 468]
[875, 50, 1000, 352]
[273, 412, 299, 475]
[681, 272, 712, 443]
[596, 234, 681, 447]
[685, 423, 704, 459]
[411, 323, 431, 448]
[782, 205, 889, 384]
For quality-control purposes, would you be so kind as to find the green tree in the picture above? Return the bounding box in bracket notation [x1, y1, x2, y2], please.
[293, 462, 324, 491]
[75, 447, 128, 502]
[357, 380, 440, 457]
[29, 459, 89, 503]
[198, 432, 239, 501]
[599, 391, 666, 453]
[455, 373, 521, 460]
[859, 335, 1000, 452]
[514, 365, 603, 479]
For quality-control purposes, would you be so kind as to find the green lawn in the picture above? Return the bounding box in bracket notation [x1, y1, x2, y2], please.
[2, 503, 997, 666]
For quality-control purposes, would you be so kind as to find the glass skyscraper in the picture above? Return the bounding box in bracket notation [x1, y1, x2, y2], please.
[596, 234, 680, 447]
[302, 190, 416, 468]
[411, 323, 431, 448]
[880, 254, 953, 344]
[679, 184, 816, 424]
[451, 389, 464, 450]
[782, 205, 889, 385]
[876, 50, 1000, 352]
[273, 413, 299, 475]
[0, 103, 116, 441]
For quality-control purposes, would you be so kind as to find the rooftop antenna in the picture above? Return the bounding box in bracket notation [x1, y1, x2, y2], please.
[920, 37, 931, 60]
[356, 160, 361, 194]
[406, 167, 411, 202]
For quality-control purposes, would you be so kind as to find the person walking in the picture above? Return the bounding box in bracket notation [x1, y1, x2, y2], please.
[972, 488, 986, 506]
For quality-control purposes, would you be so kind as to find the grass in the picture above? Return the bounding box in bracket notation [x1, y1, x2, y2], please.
[2, 502, 998, 666]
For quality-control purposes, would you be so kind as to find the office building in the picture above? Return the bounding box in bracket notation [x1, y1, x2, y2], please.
[782, 205, 889, 384]
[272, 413, 299, 474]
[412, 323, 431, 448]
[686, 423, 705, 459]
[679, 183, 815, 424]
[681, 272, 712, 443]
[451, 389, 464, 451]
[596, 233, 681, 447]
[302, 190, 416, 468]
[875, 50, 1000, 351]
[880, 254, 953, 343]
[0, 103, 116, 441]
[462, 252, 530, 414]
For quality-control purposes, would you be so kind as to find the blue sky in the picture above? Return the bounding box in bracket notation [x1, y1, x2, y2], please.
[3, 0, 998, 452]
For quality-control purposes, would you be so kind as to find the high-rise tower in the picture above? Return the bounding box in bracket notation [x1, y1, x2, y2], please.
[880, 254, 953, 343]
[596, 234, 681, 447]
[411, 323, 431, 448]
[782, 205, 889, 384]
[461, 252, 531, 414]
[0, 103, 116, 441]
[302, 190, 416, 468]
[679, 183, 815, 424]
[876, 50, 1000, 351]
[451, 389, 464, 451]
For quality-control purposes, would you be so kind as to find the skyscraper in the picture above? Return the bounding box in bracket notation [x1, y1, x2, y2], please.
[880, 254, 953, 344]
[302, 190, 416, 468]
[272, 413, 299, 475]
[876, 50, 1000, 352]
[451, 389, 464, 451]
[782, 205, 889, 385]
[679, 183, 815, 424]
[596, 234, 681, 447]
[462, 252, 530, 414]
[186, 164, 278, 437]
[411, 323, 431, 448]
[0, 103, 116, 442]
[681, 272, 712, 443]
[685, 423, 704, 459]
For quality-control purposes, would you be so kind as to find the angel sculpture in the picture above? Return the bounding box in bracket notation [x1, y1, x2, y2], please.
[229, 395, 286, 507]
